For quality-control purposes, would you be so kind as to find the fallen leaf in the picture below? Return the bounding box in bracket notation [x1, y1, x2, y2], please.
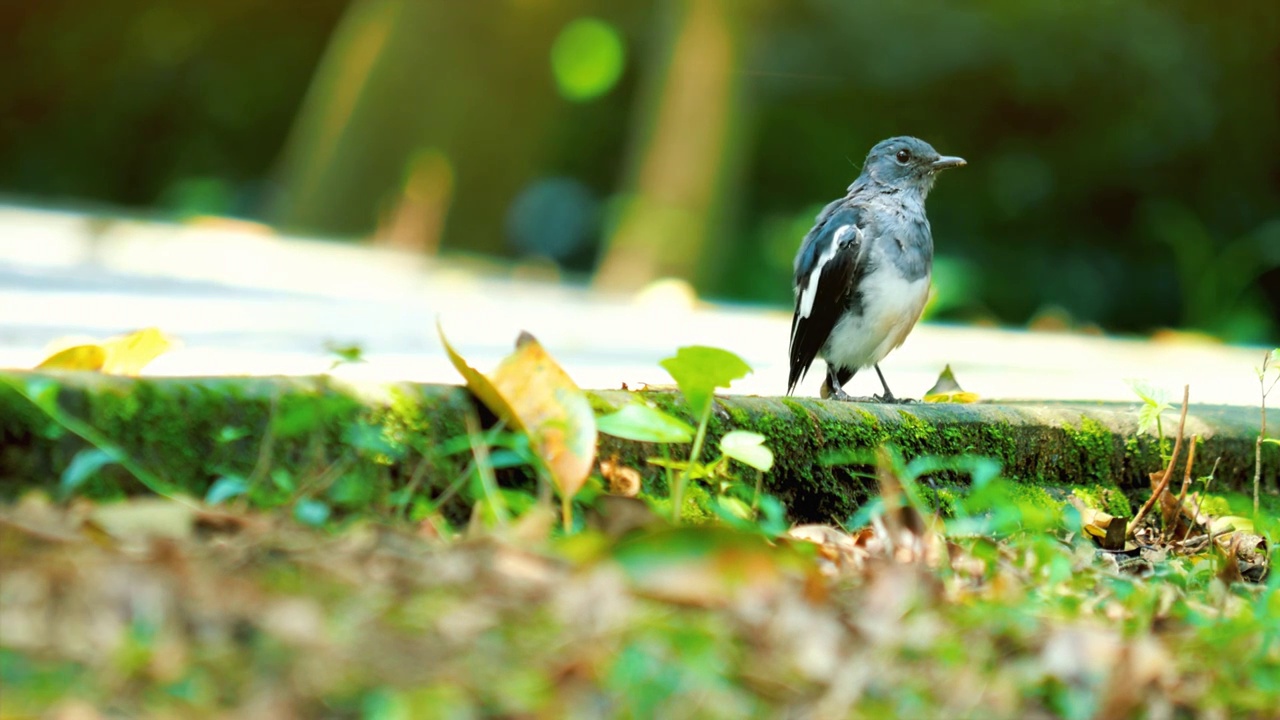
[36, 344, 107, 371]
[35, 328, 177, 375]
[438, 321, 518, 424]
[923, 364, 979, 403]
[585, 494, 660, 538]
[438, 322, 597, 516]
[1214, 534, 1245, 585]
[86, 498, 197, 541]
[788, 524, 867, 576]
[100, 328, 176, 375]
[612, 526, 806, 607]
[1071, 497, 1126, 551]
[600, 457, 642, 497]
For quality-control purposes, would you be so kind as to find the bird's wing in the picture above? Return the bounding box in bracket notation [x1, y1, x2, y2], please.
[787, 204, 865, 394]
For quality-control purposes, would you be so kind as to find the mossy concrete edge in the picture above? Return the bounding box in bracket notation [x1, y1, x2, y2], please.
[0, 372, 1275, 524]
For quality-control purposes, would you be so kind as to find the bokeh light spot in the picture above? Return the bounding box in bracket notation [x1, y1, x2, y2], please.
[551, 18, 625, 102]
[506, 177, 599, 261]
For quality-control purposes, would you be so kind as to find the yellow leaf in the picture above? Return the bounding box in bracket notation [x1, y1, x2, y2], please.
[100, 328, 176, 375]
[36, 344, 107, 371]
[1070, 497, 1125, 550]
[488, 332, 597, 502]
[35, 328, 176, 375]
[923, 391, 981, 404]
[438, 321, 522, 428]
[923, 364, 980, 403]
[437, 321, 597, 519]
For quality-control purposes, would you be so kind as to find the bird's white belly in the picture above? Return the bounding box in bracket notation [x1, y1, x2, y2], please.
[822, 271, 930, 371]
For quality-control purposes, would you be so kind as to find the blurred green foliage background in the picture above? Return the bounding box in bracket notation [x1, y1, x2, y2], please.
[2, 0, 1278, 342]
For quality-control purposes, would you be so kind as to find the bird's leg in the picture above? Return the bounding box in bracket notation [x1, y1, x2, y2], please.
[821, 367, 855, 401]
[823, 366, 877, 402]
[873, 364, 913, 404]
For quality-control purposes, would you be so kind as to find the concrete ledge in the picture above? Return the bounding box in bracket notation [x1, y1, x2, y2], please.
[0, 372, 1275, 523]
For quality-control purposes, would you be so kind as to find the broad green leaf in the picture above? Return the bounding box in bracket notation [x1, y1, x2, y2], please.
[659, 346, 752, 416]
[61, 448, 119, 496]
[205, 475, 248, 505]
[718, 430, 774, 472]
[597, 403, 694, 443]
[294, 499, 331, 527]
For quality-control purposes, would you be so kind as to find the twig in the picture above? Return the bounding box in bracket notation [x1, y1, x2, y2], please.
[1162, 435, 1198, 543]
[1256, 350, 1276, 517]
[1173, 440, 1195, 521]
[1128, 385, 1189, 539]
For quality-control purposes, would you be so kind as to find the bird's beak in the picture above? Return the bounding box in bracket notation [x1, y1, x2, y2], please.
[931, 155, 967, 171]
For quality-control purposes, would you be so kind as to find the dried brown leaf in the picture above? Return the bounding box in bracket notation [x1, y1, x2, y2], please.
[438, 323, 597, 513]
[1215, 534, 1245, 586]
[600, 457, 642, 497]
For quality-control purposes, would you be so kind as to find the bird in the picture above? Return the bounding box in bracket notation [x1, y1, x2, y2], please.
[787, 136, 965, 402]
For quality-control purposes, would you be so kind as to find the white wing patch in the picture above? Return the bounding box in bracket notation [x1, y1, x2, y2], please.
[797, 224, 856, 320]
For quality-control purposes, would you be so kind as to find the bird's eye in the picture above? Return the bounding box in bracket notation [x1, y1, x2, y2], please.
[895, 149, 911, 164]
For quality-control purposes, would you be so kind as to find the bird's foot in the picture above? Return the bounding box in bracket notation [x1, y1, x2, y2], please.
[873, 393, 916, 404]
[826, 388, 880, 403]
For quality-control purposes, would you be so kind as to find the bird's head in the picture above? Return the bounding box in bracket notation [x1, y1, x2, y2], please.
[861, 136, 965, 197]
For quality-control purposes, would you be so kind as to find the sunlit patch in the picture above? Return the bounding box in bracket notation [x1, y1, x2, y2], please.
[551, 18, 626, 102]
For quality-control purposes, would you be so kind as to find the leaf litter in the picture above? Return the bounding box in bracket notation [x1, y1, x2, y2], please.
[3, 444, 1276, 720]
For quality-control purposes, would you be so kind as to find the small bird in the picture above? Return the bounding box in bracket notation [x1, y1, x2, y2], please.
[787, 137, 965, 402]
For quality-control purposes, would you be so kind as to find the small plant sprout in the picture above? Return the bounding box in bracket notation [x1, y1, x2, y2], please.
[1128, 379, 1174, 464]
[597, 346, 760, 524]
[656, 347, 753, 523]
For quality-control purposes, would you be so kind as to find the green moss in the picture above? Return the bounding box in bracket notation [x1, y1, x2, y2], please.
[721, 402, 753, 429]
[893, 410, 936, 447]
[1195, 494, 1232, 517]
[918, 483, 963, 516]
[854, 407, 880, 426]
[1062, 417, 1115, 482]
[975, 421, 1019, 468]
[637, 391, 692, 423]
[1069, 484, 1132, 517]
[1007, 481, 1060, 510]
[586, 392, 618, 416]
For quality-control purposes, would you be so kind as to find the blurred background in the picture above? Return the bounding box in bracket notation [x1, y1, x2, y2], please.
[1, 0, 1277, 354]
